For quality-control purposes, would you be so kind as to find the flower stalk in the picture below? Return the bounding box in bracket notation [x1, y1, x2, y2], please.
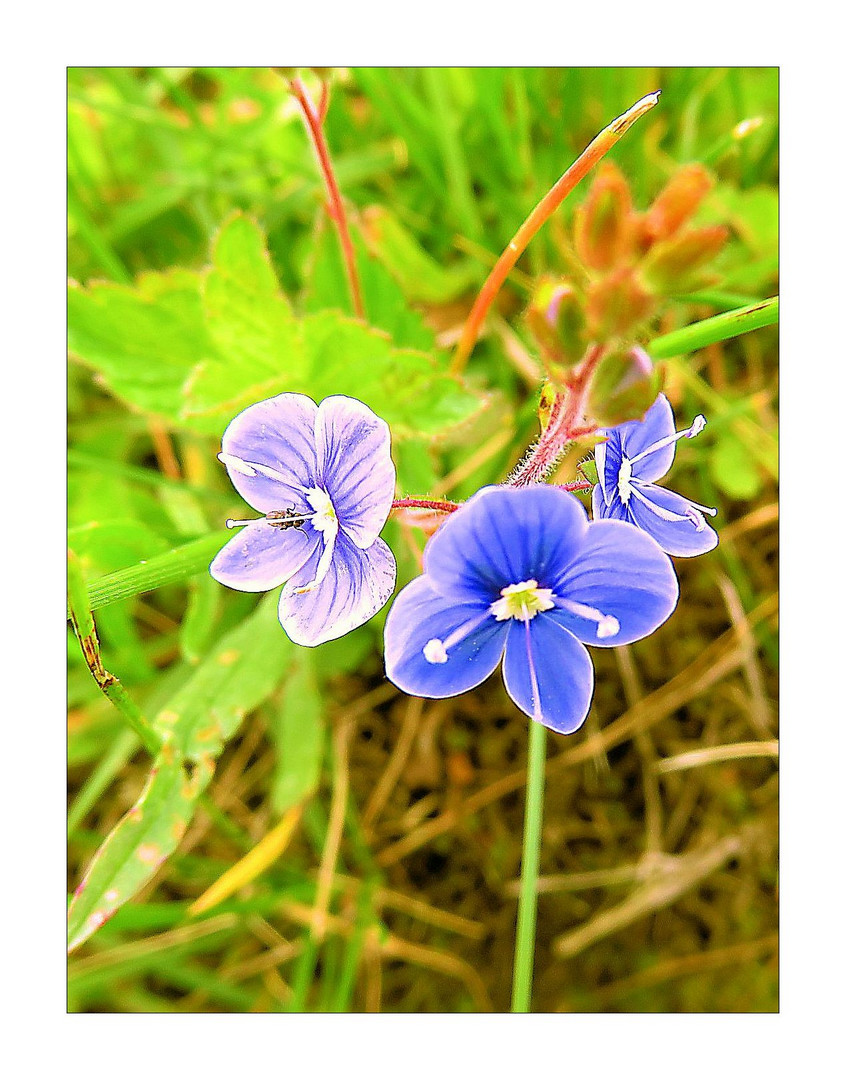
[450, 91, 661, 374]
[511, 716, 547, 1012]
[289, 75, 365, 320]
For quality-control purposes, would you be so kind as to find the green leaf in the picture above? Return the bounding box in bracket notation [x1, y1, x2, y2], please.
[68, 268, 209, 419]
[269, 654, 326, 814]
[649, 297, 778, 360]
[76, 532, 229, 614]
[184, 213, 305, 423]
[153, 595, 293, 760]
[302, 311, 483, 439]
[301, 214, 439, 352]
[67, 747, 210, 952]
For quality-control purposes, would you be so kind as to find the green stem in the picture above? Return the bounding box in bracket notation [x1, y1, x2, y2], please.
[649, 296, 778, 359]
[67, 550, 163, 757]
[511, 718, 548, 1012]
[69, 531, 230, 615]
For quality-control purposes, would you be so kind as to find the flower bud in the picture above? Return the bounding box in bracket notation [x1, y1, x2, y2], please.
[586, 346, 663, 426]
[642, 164, 714, 245]
[573, 162, 636, 272]
[585, 268, 653, 340]
[525, 279, 587, 375]
[640, 225, 729, 294]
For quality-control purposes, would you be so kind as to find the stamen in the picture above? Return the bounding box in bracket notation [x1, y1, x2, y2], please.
[293, 532, 336, 594]
[218, 452, 257, 477]
[421, 611, 492, 664]
[225, 516, 260, 529]
[489, 580, 556, 622]
[628, 484, 715, 531]
[627, 414, 707, 466]
[217, 452, 295, 486]
[556, 598, 620, 639]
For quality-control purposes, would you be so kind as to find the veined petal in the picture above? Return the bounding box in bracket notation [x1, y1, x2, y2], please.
[219, 394, 319, 512]
[384, 576, 507, 698]
[615, 393, 677, 483]
[594, 432, 623, 506]
[628, 483, 719, 557]
[592, 482, 629, 523]
[210, 520, 319, 592]
[502, 615, 594, 734]
[278, 533, 396, 647]
[315, 395, 396, 549]
[425, 485, 589, 602]
[551, 519, 679, 646]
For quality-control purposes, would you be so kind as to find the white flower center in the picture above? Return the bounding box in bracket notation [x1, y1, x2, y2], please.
[303, 487, 338, 534]
[489, 579, 556, 623]
[618, 457, 634, 504]
[292, 488, 339, 595]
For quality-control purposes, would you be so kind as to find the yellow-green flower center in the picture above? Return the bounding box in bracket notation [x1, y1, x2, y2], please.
[489, 579, 556, 623]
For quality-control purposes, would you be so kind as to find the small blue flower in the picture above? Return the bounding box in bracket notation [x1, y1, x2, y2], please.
[210, 393, 397, 646]
[592, 393, 718, 557]
[384, 485, 678, 734]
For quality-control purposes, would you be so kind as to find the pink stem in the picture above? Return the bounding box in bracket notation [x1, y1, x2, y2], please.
[391, 498, 460, 514]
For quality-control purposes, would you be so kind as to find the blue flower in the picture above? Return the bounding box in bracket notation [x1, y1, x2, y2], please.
[384, 485, 678, 734]
[210, 393, 397, 646]
[592, 393, 718, 557]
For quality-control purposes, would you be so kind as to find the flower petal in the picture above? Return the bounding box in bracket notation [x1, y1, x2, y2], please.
[594, 432, 623, 506]
[627, 483, 719, 557]
[592, 481, 629, 523]
[502, 615, 594, 734]
[551, 519, 679, 646]
[219, 393, 319, 512]
[315, 395, 396, 549]
[425, 485, 590, 602]
[278, 533, 396, 647]
[210, 520, 319, 592]
[384, 576, 507, 698]
[614, 393, 677, 483]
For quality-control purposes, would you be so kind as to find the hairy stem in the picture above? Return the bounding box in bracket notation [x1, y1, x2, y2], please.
[391, 497, 460, 514]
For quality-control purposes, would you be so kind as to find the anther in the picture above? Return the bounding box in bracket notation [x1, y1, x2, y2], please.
[557, 598, 620, 639]
[423, 639, 448, 664]
[627, 414, 708, 466]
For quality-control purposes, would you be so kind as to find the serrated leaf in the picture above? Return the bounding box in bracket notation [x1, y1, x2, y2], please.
[67, 746, 210, 952]
[184, 214, 305, 421]
[269, 655, 325, 815]
[153, 594, 293, 760]
[302, 213, 438, 351]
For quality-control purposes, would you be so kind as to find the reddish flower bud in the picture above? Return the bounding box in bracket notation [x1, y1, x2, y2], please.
[525, 279, 587, 376]
[585, 268, 653, 340]
[573, 162, 636, 272]
[642, 164, 714, 245]
[640, 225, 729, 294]
[586, 346, 663, 426]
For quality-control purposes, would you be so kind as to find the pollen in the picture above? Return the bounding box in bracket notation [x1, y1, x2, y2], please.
[489, 579, 556, 622]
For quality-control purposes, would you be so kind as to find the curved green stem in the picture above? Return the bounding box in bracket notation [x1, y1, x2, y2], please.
[511, 718, 547, 1012]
